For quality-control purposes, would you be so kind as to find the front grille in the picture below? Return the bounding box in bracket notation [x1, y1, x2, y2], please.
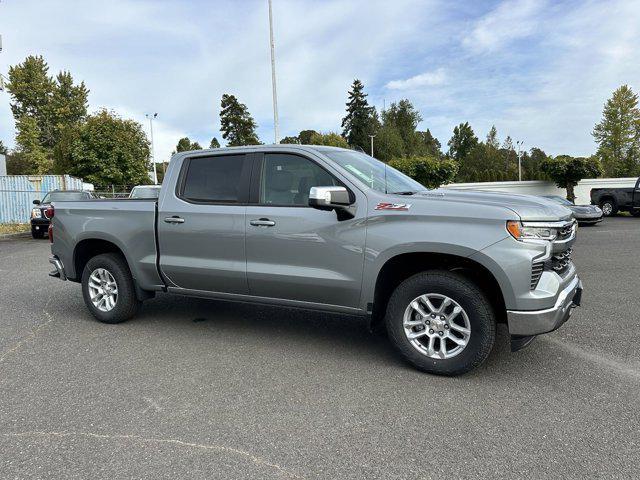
[548, 248, 573, 274]
[556, 221, 576, 241]
[531, 262, 545, 289]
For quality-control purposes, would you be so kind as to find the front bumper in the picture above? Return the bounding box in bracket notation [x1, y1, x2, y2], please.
[507, 275, 582, 336]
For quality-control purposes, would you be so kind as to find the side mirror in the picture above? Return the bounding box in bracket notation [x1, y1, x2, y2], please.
[309, 186, 350, 209]
[33, 199, 41, 205]
[309, 186, 354, 219]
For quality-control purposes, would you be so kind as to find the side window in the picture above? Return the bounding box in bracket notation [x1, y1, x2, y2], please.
[181, 155, 247, 203]
[260, 153, 338, 206]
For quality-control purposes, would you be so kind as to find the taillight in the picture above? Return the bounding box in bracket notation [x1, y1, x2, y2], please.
[45, 206, 54, 218]
[48, 224, 53, 243]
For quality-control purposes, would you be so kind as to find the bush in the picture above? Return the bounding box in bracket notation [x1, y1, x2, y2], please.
[388, 155, 458, 189]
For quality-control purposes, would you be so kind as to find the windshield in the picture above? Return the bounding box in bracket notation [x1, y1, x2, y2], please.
[322, 150, 425, 194]
[544, 195, 573, 206]
[42, 191, 90, 203]
[130, 186, 160, 199]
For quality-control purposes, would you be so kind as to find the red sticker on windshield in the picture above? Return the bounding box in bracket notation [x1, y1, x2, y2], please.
[375, 202, 411, 211]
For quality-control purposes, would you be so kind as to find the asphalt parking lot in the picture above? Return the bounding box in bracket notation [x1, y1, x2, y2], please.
[1, 217, 639, 479]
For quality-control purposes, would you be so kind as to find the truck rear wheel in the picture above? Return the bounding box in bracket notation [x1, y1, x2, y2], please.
[385, 271, 496, 376]
[81, 253, 141, 324]
[599, 199, 617, 216]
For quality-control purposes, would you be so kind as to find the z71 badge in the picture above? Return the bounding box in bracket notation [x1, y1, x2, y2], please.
[375, 202, 412, 211]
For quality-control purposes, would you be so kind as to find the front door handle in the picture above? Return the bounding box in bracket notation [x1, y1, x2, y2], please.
[250, 218, 276, 227]
[164, 216, 185, 224]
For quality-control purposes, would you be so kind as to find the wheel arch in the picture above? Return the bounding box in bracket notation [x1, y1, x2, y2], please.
[368, 251, 507, 332]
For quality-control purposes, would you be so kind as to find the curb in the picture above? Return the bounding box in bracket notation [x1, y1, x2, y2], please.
[0, 231, 31, 240]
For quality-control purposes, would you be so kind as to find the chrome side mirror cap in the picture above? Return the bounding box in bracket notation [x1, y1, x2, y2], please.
[308, 186, 354, 219]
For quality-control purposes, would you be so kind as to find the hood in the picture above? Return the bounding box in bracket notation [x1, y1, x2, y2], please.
[422, 188, 574, 221]
[570, 205, 600, 214]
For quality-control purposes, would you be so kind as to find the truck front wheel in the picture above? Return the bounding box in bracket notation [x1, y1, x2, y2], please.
[81, 253, 141, 324]
[385, 271, 496, 376]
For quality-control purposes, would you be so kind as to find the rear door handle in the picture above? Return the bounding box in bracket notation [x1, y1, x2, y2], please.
[250, 218, 276, 227]
[164, 216, 185, 224]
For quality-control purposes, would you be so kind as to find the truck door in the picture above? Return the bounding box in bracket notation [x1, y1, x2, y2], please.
[245, 152, 366, 309]
[157, 153, 252, 294]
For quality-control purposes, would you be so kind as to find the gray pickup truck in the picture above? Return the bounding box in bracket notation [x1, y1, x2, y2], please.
[48, 145, 582, 375]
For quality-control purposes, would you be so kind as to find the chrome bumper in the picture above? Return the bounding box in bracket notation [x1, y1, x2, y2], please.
[49, 255, 67, 281]
[507, 275, 582, 336]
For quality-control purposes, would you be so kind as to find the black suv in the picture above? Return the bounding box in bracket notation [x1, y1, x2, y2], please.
[31, 190, 96, 239]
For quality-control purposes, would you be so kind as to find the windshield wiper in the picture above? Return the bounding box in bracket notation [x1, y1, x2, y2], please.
[390, 191, 417, 195]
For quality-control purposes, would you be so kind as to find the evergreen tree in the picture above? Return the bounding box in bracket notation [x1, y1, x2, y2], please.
[15, 114, 51, 174]
[219, 94, 260, 146]
[374, 125, 404, 161]
[0, 140, 8, 155]
[209, 137, 221, 149]
[486, 125, 499, 149]
[593, 85, 640, 176]
[341, 79, 377, 152]
[416, 129, 442, 157]
[174, 137, 202, 153]
[447, 122, 478, 162]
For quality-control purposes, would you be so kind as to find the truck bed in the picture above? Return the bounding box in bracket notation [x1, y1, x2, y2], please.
[50, 199, 162, 289]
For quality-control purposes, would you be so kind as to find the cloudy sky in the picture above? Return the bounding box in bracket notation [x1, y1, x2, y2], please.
[1, 0, 639, 162]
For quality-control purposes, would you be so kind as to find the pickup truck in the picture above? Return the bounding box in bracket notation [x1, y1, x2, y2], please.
[590, 177, 640, 216]
[47, 145, 582, 376]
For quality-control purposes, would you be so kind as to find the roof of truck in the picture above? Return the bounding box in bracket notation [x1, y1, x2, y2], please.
[173, 144, 355, 156]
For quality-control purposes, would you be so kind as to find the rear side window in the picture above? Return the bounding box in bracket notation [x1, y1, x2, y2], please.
[181, 155, 247, 203]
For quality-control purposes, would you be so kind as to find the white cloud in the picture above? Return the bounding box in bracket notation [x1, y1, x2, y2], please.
[385, 68, 446, 90]
[462, 0, 546, 53]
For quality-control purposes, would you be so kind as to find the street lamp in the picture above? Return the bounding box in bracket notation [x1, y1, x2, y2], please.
[146, 113, 158, 185]
[368, 134, 375, 157]
[516, 140, 524, 182]
[268, 0, 279, 144]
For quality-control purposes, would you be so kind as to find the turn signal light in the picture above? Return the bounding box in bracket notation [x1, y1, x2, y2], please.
[506, 220, 522, 240]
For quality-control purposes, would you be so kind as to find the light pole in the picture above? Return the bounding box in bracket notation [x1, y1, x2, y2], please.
[516, 140, 524, 181]
[146, 113, 158, 185]
[369, 135, 375, 157]
[268, 0, 280, 144]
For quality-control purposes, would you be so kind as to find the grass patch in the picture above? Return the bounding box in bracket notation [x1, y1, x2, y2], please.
[0, 223, 30, 235]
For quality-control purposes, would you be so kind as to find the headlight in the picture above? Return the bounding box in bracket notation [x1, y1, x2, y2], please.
[31, 208, 42, 219]
[507, 220, 559, 241]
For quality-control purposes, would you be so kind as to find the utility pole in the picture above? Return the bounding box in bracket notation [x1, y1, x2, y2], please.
[146, 113, 158, 185]
[268, 0, 279, 144]
[516, 140, 524, 181]
[369, 134, 375, 157]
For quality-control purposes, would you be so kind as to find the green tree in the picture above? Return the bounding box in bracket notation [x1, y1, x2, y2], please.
[50, 71, 88, 143]
[416, 129, 441, 157]
[280, 135, 300, 144]
[541, 155, 603, 202]
[486, 125, 499, 149]
[374, 125, 404, 162]
[0, 140, 8, 155]
[308, 132, 349, 148]
[15, 115, 51, 174]
[298, 130, 319, 144]
[447, 122, 478, 162]
[382, 99, 422, 155]
[341, 79, 377, 152]
[593, 85, 640, 177]
[219, 94, 260, 146]
[209, 137, 220, 149]
[388, 155, 458, 189]
[68, 109, 151, 186]
[174, 137, 202, 152]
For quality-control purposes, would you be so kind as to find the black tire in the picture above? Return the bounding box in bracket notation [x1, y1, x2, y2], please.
[599, 199, 618, 216]
[631, 210, 640, 217]
[385, 271, 496, 376]
[81, 253, 141, 324]
[31, 228, 45, 239]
